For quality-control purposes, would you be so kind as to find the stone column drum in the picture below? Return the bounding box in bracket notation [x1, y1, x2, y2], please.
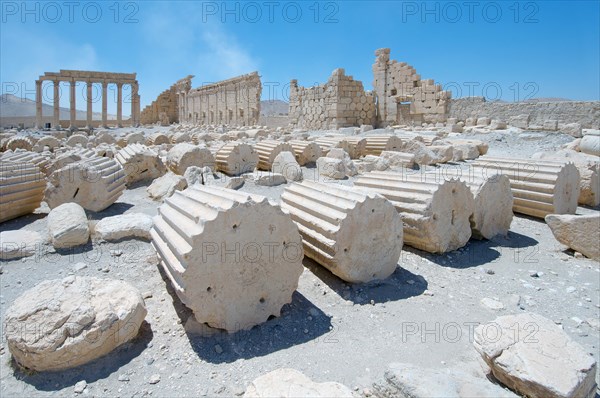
[0, 161, 46, 223]
[471, 156, 580, 219]
[150, 185, 304, 332]
[354, 171, 475, 253]
[281, 180, 403, 283]
[254, 140, 294, 171]
[215, 142, 259, 176]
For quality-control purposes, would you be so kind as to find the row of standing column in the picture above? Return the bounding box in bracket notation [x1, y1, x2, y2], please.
[35, 80, 140, 130]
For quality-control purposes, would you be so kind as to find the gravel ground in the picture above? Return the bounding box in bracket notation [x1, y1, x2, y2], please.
[0, 127, 598, 397]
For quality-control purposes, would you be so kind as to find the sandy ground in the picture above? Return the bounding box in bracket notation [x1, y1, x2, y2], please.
[0, 127, 598, 397]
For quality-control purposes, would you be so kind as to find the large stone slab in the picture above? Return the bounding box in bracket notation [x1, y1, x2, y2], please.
[166, 143, 214, 175]
[374, 362, 517, 398]
[94, 213, 153, 241]
[5, 276, 147, 372]
[545, 213, 600, 260]
[244, 368, 353, 398]
[0, 230, 45, 260]
[474, 313, 597, 398]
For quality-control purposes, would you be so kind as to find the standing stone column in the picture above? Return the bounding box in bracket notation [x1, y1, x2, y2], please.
[69, 80, 76, 131]
[131, 81, 139, 126]
[86, 81, 93, 130]
[53, 80, 60, 130]
[35, 80, 42, 129]
[101, 81, 108, 128]
[116, 82, 123, 128]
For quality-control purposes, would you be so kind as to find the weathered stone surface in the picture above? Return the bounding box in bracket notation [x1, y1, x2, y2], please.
[244, 368, 353, 398]
[579, 134, 600, 156]
[316, 157, 346, 179]
[183, 166, 209, 186]
[45, 157, 126, 212]
[561, 122, 583, 138]
[94, 213, 153, 241]
[474, 313, 597, 398]
[341, 137, 367, 158]
[215, 142, 259, 176]
[150, 185, 303, 332]
[272, 151, 302, 181]
[327, 148, 358, 176]
[374, 362, 517, 398]
[379, 151, 415, 168]
[545, 214, 600, 260]
[254, 140, 294, 170]
[401, 140, 445, 165]
[0, 161, 46, 223]
[289, 140, 322, 165]
[166, 143, 214, 175]
[281, 181, 403, 283]
[5, 276, 147, 372]
[254, 173, 287, 186]
[126, 132, 145, 145]
[95, 131, 116, 145]
[0, 230, 45, 260]
[115, 143, 166, 185]
[147, 172, 188, 201]
[429, 145, 454, 163]
[464, 174, 514, 239]
[47, 202, 90, 249]
[472, 156, 580, 218]
[355, 172, 474, 253]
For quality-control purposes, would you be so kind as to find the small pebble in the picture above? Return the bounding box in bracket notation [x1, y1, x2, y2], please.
[74, 380, 87, 394]
[214, 344, 223, 354]
[149, 374, 161, 384]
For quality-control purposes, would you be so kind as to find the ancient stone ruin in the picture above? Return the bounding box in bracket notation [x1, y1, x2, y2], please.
[35, 70, 140, 129]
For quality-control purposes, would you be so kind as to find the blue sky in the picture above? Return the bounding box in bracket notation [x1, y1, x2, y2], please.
[1, 1, 598, 116]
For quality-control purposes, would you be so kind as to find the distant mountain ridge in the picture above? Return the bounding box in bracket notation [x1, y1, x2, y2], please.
[0, 94, 119, 120]
[260, 100, 289, 116]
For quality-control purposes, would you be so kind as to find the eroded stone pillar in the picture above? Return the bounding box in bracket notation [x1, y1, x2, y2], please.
[35, 80, 42, 129]
[86, 81, 93, 130]
[117, 82, 123, 127]
[53, 81, 60, 130]
[69, 80, 76, 130]
[102, 81, 108, 128]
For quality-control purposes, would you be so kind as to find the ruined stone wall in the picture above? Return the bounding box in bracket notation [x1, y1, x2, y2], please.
[449, 97, 600, 129]
[373, 48, 450, 126]
[289, 69, 376, 130]
[182, 72, 261, 126]
[141, 76, 193, 125]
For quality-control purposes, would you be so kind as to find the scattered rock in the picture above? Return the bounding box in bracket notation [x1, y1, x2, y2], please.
[545, 213, 600, 260]
[254, 173, 287, 186]
[74, 380, 87, 394]
[47, 202, 90, 249]
[272, 151, 303, 181]
[149, 374, 161, 384]
[147, 172, 188, 201]
[243, 368, 353, 397]
[481, 297, 505, 310]
[5, 276, 147, 371]
[0, 230, 44, 260]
